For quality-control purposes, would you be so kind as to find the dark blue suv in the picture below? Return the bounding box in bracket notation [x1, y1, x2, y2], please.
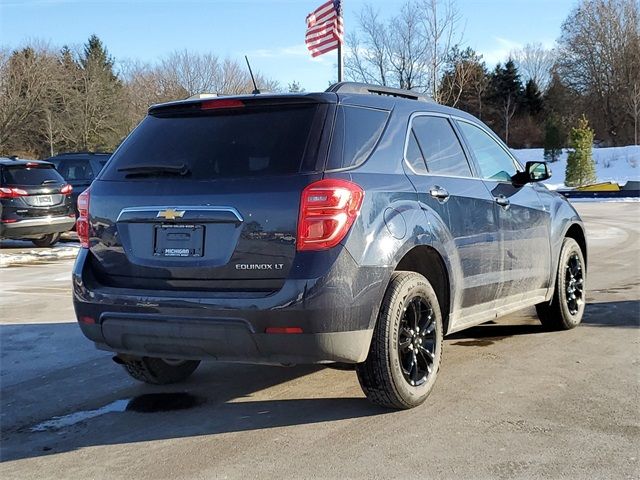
[73, 83, 587, 409]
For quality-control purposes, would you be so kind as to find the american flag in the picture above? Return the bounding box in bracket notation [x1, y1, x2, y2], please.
[305, 0, 344, 58]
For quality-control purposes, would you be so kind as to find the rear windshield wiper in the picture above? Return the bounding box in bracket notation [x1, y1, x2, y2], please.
[41, 179, 59, 185]
[117, 164, 191, 177]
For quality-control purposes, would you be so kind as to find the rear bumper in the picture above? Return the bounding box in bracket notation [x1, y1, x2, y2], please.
[73, 248, 389, 364]
[0, 215, 75, 239]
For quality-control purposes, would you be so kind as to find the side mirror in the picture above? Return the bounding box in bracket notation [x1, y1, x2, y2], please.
[513, 161, 551, 185]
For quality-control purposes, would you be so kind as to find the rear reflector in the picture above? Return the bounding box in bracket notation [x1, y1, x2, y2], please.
[265, 327, 303, 334]
[297, 179, 364, 251]
[79, 316, 95, 324]
[1, 218, 18, 223]
[201, 99, 244, 110]
[76, 188, 90, 248]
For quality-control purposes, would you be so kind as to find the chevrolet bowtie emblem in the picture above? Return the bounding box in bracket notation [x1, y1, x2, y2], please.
[157, 208, 186, 220]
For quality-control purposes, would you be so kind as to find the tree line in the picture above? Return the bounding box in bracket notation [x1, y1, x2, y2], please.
[0, 0, 638, 159]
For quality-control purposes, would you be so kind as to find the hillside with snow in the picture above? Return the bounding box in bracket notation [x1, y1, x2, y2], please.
[512, 146, 640, 190]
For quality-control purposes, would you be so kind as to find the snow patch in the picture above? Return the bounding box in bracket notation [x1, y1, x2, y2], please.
[0, 244, 80, 268]
[30, 399, 130, 432]
[512, 146, 640, 188]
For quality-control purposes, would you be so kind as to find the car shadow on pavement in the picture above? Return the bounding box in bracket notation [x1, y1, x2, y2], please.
[0, 322, 388, 463]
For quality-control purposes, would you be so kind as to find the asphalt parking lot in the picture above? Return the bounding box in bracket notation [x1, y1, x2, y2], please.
[1, 201, 638, 480]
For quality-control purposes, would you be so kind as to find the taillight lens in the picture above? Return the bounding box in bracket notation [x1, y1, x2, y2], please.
[61, 184, 73, 195]
[297, 179, 364, 251]
[201, 99, 244, 110]
[76, 188, 90, 248]
[0, 187, 28, 198]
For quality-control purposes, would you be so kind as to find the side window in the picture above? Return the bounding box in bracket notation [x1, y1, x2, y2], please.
[58, 160, 94, 181]
[457, 121, 518, 182]
[327, 105, 389, 170]
[405, 129, 428, 174]
[411, 116, 472, 177]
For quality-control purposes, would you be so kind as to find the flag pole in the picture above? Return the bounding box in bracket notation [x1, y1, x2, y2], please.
[338, 43, 343, 82]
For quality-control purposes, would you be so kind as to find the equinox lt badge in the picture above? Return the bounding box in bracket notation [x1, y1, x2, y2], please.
[236, 264, 284, 270]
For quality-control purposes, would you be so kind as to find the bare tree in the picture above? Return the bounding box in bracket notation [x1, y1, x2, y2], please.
[510, 42, 555, 91]
[629, 82, 640, 145]
[345, 0, 462, 96]
[557, 0, 640, 144]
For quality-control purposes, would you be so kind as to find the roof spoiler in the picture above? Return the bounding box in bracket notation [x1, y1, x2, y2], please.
[326, 82, 433, 103]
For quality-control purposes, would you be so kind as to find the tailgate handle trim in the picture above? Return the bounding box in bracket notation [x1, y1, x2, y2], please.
[117, 206, 244, 224]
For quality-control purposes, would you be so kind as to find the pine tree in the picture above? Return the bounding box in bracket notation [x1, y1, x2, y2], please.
[523, 79, 543, 116]
[565, 116, 596, 187]
[488, 59, 523, 144]
[543, 116, 564, 162]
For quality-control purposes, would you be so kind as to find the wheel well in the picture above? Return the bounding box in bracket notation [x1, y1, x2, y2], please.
[565, 223, 587, 267]
[395, 246, 451, 334]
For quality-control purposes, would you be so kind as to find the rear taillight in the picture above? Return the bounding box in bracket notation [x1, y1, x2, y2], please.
[61, 184, 73, 195]
[297, 179, 364, 251]
[0, 187, 28, 199]
[76, 188, 90, 248]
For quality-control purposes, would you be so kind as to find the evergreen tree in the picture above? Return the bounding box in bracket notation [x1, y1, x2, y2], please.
[523, 79, 543, 116]
[287, 81, 304, 93]
[565, 115, 596, 187]
[543, 116, 564, 162]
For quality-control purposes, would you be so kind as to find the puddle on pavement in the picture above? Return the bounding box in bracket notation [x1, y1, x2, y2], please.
[30, 393, 205, 432]
[126, 393, 205, 413]
[452, 336, 509, 347]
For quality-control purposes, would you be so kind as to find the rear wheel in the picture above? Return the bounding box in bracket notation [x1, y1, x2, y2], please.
[357, 271, 443, 409]
[536, 237, 586, 330]
[119, 356, 200, 385]
[31, 233, 60, 248]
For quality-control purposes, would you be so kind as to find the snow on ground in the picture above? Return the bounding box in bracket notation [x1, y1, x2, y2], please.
[512, 145, 640, 190]
[0, 243, 80, 268]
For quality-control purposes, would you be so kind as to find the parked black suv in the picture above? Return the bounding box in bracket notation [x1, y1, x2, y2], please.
[73, 83, 587, 409]
[1, 158, 75, 247]
[46, 152, 111, 216]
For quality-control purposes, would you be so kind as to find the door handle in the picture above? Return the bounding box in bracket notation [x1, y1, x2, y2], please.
[429, 186, 450, 201]
[495, 195, 510, 208]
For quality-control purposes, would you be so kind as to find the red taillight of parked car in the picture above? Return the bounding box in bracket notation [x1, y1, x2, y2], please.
[76, 188, 90, 248]
[60, 184, 73, 195]
[296, 179, 364, 251]
[0, 187, 28, 199]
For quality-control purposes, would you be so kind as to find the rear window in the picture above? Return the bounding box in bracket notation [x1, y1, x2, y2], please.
[101, 104, 325, 181]
[55, 159, 95, 181]
[326, 105, 389, 170]
[1, 165, 64, 186]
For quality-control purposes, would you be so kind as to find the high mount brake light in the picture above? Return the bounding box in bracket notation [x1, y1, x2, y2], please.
[201, 99, 245, 110]
[297, 179, 364, 251]
[0, 187, 28, 198]
[76, 188, 90, 248]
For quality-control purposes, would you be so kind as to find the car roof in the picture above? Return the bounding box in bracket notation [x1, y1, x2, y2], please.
[0, 157, 54, 167]
[46, 152, 111, 161]
[147, 82, 478, 123]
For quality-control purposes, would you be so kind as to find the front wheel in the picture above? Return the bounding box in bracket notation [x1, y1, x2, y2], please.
[357, 271, 443, 409]
[536, 237, 586, 330]
[119, 356, 200, 385]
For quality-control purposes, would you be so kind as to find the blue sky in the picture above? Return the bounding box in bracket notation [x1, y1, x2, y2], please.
[0, 0, 576, 91]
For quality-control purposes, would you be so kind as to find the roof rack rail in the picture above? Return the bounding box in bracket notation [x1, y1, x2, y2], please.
[326, 82, 433, 102]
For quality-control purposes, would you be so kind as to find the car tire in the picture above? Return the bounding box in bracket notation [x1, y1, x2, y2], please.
[119, 356, 200, 385]
[356, 271, 443, 409]
[31, 233, 61, 248]
[536, 237, 586, 330]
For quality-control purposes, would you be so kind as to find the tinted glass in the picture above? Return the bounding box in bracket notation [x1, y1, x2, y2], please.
[327, 105, 389, 170]
[405, 129, 428, 174]
[1, 165, 64, 186]
[457, 121, 518, 181]
[412, 116, 471, 177]
[57, 159, 95, 181]
[102, 105, 322, 181]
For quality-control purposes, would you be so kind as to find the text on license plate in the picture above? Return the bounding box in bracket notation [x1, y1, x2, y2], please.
[36, 195, 53, 205]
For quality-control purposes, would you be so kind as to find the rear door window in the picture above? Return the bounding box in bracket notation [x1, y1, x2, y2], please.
[326, 105, 389, 170]
[411, 116, 472, 177]
[101, 104, 326, 181]
[1, 165, 64, 186]
[405, 130, 428, 174]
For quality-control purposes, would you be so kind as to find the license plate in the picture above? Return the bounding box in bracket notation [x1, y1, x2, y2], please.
[154, 224, 204, 257]
[36, 195, 53, 205]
